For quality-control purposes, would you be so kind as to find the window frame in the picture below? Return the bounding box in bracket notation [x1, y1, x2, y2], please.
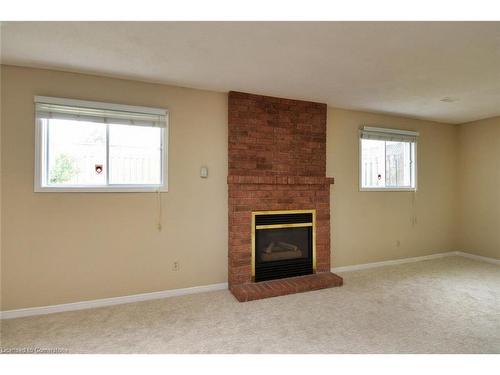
[34, 96, 169, 193]
[358, 127, 418, 192]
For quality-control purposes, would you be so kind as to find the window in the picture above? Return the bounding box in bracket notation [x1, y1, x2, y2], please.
[359, 126, 417, 191]
[34, 96, 168, 192]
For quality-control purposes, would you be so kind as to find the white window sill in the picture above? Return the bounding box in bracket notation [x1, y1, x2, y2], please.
[359, 187, 417, 192]
[34, 185, 168, 193]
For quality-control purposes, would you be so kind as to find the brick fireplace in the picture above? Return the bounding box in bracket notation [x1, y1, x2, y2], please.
[228, 91, 343, 301]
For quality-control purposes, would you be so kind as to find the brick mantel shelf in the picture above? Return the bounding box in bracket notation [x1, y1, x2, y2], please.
[227, 91, 342, 301]
[227, 176, 335, 185]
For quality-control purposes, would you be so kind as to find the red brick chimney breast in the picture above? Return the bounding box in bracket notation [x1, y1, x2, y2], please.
[227, 91, 341, 301]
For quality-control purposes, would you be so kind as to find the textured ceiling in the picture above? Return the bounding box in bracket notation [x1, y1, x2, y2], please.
[1, 21, 499, 123]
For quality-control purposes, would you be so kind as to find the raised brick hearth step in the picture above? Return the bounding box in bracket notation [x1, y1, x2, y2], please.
[230, 272, 343, 302]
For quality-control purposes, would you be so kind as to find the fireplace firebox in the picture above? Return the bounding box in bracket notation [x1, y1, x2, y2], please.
[252, 210, 315, 282]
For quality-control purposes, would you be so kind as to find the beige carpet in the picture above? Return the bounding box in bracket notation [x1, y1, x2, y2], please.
[1, 256, 499, 353]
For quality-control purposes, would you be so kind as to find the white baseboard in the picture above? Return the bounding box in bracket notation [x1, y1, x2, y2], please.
[2, 251, 498, 320]
[331, 251, 500, 273]
[0, 282, 228, 320]
[331, 251, 457, 273]
[455, 251, 500, 266]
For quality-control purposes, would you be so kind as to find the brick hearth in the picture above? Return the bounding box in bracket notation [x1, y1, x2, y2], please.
[231, 273, 344, 302]
[228, 91, 342, 300]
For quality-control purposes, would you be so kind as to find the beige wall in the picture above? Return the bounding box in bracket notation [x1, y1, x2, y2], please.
[1, 65, 496, 311]
[1, 66, 228, 310]
[0, 63, 3, 311]
[327, 108, 458, 266]
[457, 116, 500, 259]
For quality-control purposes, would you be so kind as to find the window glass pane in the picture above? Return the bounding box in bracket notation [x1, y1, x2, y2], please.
[385, 141, 412, 188]
[47, 119, 106, 186]
[361, 138, 415, 190]
[361, 139, 386, 188]
[108, 124, 162, 185]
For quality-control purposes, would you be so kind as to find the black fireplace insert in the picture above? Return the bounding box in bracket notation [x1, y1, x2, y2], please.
[252, 211, 315, 282]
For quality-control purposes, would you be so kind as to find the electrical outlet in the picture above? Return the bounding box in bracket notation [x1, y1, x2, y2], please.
[172, 261, 180, 271]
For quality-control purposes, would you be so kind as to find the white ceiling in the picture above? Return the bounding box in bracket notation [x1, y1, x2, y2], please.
[1, 22, 499, 124]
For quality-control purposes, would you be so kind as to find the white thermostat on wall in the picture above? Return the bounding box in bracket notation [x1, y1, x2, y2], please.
[200, 166, 209, 178]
